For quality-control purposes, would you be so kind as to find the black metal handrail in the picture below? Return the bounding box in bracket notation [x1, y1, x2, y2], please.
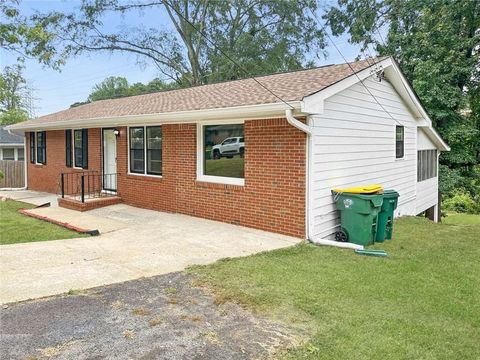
[59, 170, 118, 203]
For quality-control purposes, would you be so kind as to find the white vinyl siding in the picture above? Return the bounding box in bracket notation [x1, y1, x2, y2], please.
[415, 128, 438, 214]
[309, 76, 420, 239]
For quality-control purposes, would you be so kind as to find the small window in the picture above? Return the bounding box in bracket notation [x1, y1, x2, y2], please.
[36, 131, 46, 164]
[2, 148, 15, 160]
[129, 127, 145, 174]
[74, 129, 88, 169]
[65, 129, 72, 167]
[29, 132, 35, 163]
[395, 126, 404, 158]
[203, 124, 245, 179]
[417, 149, 437, 182]
[17, 148, 24, 160]
[146, 126, 162, 175]
[128, 126, 162, 176]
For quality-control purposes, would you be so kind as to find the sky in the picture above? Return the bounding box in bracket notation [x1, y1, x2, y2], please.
[1, 0, 370, 117]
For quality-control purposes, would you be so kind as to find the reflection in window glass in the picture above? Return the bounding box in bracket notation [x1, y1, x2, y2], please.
[74, 130, 83, 167]
[204, 124, 244, 179]
[2, 148, 14, 160]
[129, 127, 145, 173]
[147, 126, 162, 175]
[17, 148, 24, 160]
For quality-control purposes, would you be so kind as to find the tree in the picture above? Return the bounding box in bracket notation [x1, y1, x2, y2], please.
[46, 0, 324, 86]
[326, 0, 480, 200]
[71, 76, 176, 107]
[88, 76, 130, 102]
[0, 63, 33, 125]
[1, 0, 64, 68]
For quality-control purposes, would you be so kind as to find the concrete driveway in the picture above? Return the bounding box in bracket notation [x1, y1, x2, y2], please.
[0, 193, 300, 304]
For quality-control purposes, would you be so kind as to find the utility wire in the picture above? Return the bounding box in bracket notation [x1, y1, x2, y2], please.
[162, 0, 295, 110]
[306, 7, 405, 127]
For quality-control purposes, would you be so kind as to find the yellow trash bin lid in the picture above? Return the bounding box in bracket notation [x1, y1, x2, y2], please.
[332, 184, 384, 194]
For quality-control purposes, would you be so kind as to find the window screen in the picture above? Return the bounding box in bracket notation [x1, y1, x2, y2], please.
[417, 149, 437, 182]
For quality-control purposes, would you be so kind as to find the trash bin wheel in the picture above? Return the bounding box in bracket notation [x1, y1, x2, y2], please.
[334, 229, 348, 242]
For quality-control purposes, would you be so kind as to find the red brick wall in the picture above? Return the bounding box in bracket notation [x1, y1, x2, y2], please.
[27, 129, 102, 193]
[28, 119, 306, 238]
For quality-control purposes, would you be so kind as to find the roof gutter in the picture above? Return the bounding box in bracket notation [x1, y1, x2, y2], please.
[285, 109, 312, 135]
[6, 101, 303, 132]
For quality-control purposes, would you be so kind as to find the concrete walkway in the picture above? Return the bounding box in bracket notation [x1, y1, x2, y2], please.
[1, 192, 300, 303]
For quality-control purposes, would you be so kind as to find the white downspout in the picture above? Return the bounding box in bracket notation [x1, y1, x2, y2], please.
[285, 109, 364, 251]
[285, 109, 312, 135]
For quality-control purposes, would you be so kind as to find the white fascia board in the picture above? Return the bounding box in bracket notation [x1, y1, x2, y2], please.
[0, 143, 24, 147]
[418, 125, 450, 151]
[301, 57, 394, 114]
[6, 101, 302, 131]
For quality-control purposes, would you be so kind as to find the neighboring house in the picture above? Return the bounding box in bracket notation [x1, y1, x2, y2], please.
[0, 125, 25, 161]
[6, 57, 449, 240]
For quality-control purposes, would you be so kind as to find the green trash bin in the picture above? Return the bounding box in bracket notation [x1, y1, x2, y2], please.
[332, 192, 384, 246]
[375, 189, 400, 242]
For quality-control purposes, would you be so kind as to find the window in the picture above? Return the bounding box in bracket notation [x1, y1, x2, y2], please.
[201, 123, 245, 183]
[65, 129, 72, 167]
[17, 148, 24, 160]
[29, 132, 35, 163]
[417, 149, 437, 182]
[36, 131, 46, 164]
[129, 127, 145, 173]
[2, 148, 14, 160]
[129, 126, 162, 176]
[147, 126, 162, 175]
[74, 129, 88, 169]
[396, 126, 404, 158]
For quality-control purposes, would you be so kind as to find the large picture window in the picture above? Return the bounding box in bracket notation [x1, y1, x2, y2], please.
[202, 123, 245, 182]
[417, 149, 437, 182]
[74, 129, 88, 169]
[396, 126, 404, 158]
[36, 131, 46, 164]
[129, 126, 162, 176]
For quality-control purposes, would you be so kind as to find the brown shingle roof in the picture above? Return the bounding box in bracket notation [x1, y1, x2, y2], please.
[17, 58, 378, 127]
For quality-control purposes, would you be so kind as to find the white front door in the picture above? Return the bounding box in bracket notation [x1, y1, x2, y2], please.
[103, 129, 117, 191]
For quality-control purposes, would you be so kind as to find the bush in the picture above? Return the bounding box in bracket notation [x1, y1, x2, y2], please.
[0, 170, 4, 181]
[443, 189, 479, 214]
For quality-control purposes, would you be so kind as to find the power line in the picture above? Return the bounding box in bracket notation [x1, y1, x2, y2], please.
[306, 7, 405, 127]
[162, 0, 295, 110]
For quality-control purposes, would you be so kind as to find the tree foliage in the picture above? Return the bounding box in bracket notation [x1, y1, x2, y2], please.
[1, 0, 64, 68]
[70, 76, 176, 107]
[46, 0, 325, 87]
[326, 0, 480, 201]
[0, 63, 31, 125]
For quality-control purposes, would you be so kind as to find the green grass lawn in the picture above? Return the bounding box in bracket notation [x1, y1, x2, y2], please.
[205, 156, 244, 178]
[0, 200, 88, 245]
[190, 215, 480, 359]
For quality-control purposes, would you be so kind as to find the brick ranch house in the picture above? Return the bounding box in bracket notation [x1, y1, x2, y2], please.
[7, 57, 449, 240]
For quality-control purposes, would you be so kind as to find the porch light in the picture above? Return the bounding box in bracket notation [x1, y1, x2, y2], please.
[113, 129, 120, 137]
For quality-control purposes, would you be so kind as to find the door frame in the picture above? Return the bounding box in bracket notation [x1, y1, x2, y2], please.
[102, 128, 117, 192]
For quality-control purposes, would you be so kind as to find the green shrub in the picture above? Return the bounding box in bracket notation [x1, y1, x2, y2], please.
[0, 170, 4, 181]
[443, 189, 479, 214]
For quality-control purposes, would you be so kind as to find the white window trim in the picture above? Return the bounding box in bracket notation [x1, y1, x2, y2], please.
[72, 128, 85, 169]
[127, 125, 163, 178]
[34, 131, 46, 166]
[395, 125, 405, 160]
[196, 120, 245, 186]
